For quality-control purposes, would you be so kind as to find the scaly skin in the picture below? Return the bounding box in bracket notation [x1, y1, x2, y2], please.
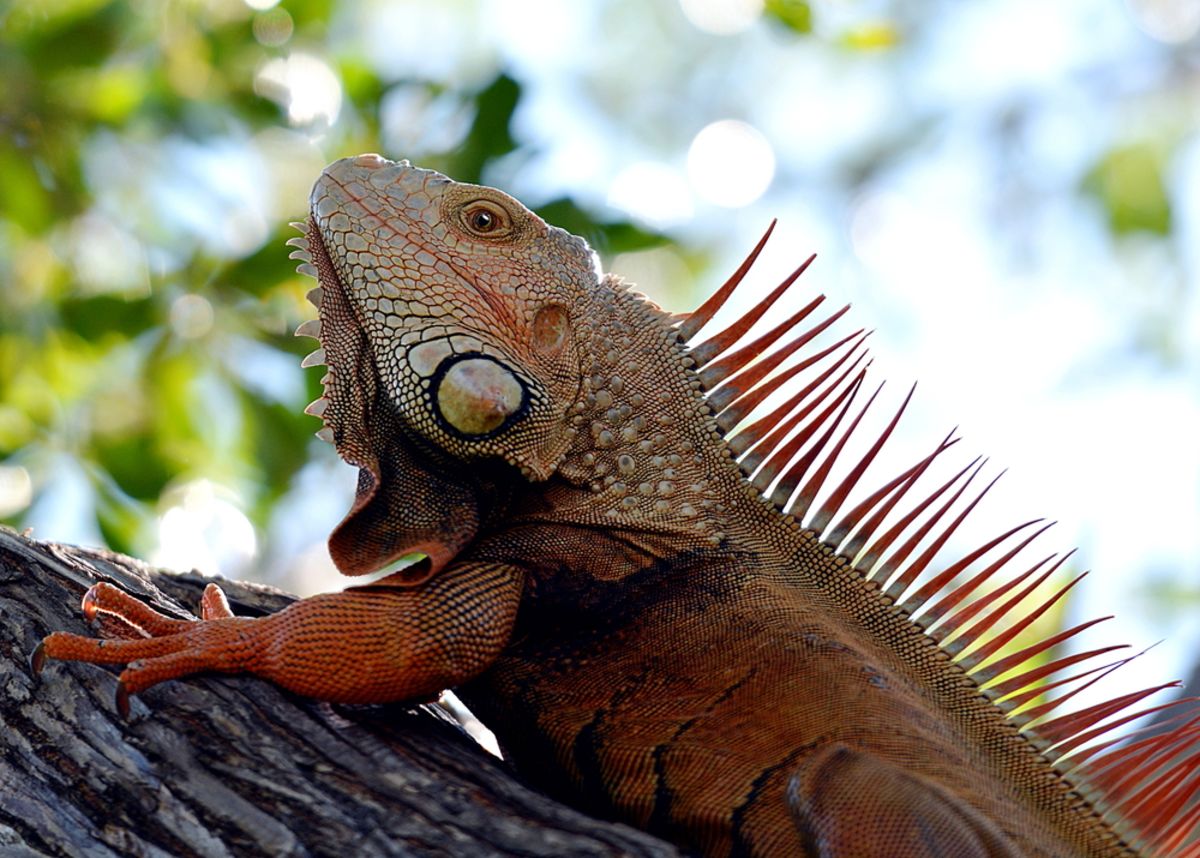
[38, 155, 1194, 857]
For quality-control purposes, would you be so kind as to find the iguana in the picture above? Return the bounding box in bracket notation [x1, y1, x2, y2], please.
[35, 154, 1199, 857]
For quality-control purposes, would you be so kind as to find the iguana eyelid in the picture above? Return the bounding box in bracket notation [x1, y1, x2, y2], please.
[459, 199, 513, 239]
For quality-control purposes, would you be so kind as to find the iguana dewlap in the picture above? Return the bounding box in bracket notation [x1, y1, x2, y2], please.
[37, 154, 1200, 857]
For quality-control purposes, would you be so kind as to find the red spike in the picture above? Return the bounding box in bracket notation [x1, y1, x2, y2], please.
[730, 344, 867, 462]
[915, 522, 1053, 628]
[857, 458, 984, 582]
[1144, 781, 1200, 858]
[957, 562, 1082, 666]
[1129, 764, 1196, 831]
[714, 327, 863, 431]
[1055, 722, 1153, 776]
[1178, 835, 1200, 858]
[976, 616, 1114, 694]
[1160, 801, 1200, 857]
[1118, 751, 1200, 834]
[701, 295, 827, 390]
[994, 645, 1129, 711]
[764, 374, 865, 506]
[1095, 720, 1200, 856]
[1055, 717, 1162, 774]
[790, 382, 886, 522]
[1060, 707, 1190, 774]
[807, 384, 914, 536]
[1175, 833, 1200, 858]
[874, 459, 989, 592]
[1080, 713, 1200, 793]
[1038, 686, 1181, 749]
[883, 468, 1005, 603]
[678, 220, 776, 342]
[906, 519, 1041, 612]
[1047, 698, 1189, 760]
[830, 432, 958, 559]
[1172, 829, 1200, 858]
[690, 254, 817, 367]
[1005, 638, 1140, 724]
[741, 358, 866, 483]
[937, 554, 1058, 644]
[1078, 709, 1200, 780]
[1134, 769, 1200, 834]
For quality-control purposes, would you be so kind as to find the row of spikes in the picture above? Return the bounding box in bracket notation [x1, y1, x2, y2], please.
[673, 223, 1199, 856]
[288, 220, 335, 445]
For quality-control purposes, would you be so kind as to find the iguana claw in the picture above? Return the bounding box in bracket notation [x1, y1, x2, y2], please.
[31, 638, 130, 721]
[81, 584, 102, 620]
[115, 680, 131, 719]
[29, 640, 45, 677]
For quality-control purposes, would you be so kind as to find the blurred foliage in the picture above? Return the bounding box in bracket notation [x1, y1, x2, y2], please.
[1083, 142, 1173, 236]
[764, 0, 812, 35]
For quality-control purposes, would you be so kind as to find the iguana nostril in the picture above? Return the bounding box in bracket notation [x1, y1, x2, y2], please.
[434, 356, 525, 436]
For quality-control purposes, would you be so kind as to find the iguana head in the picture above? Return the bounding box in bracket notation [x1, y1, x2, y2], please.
[297, 154, 594, 575]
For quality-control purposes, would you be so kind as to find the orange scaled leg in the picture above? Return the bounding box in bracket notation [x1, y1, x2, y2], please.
[34, 562, 525, 717]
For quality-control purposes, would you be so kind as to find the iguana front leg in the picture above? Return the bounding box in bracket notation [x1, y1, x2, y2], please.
[34, 562, 524, 715]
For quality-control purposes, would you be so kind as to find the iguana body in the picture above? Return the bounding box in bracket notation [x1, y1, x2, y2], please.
[37, 155, 1199, 857]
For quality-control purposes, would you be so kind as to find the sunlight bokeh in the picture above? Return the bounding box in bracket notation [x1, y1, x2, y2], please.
[152, 480, 258, 578]
[687, 120, 776, 207]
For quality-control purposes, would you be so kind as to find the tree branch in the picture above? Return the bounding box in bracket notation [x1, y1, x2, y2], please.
[0, 527, 678, 857]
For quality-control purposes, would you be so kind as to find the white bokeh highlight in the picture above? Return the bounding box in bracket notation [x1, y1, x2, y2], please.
[688, 120, 776, 208]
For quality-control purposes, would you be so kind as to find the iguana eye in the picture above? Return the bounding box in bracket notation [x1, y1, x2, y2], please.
[432, 354, 528, 438]
[469, 210, 495, 231]
[460, 201, 512, 238]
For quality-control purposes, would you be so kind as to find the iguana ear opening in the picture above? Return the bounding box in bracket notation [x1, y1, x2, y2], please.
[328, 447, 480, 581]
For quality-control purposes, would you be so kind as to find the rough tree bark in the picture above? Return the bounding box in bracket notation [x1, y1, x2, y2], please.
[0, 526, 678, 858]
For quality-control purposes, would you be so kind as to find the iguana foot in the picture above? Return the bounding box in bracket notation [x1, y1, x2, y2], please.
[35, 582, 260, 716]
[36, 562, 525, 715]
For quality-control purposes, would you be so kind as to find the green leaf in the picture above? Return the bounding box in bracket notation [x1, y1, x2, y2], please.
[93, 471, 152, 556]
[94, 433, 175, 502]
[1084, 143, 1172, 236]
[765, 0, 812, 34]
[535, 198, 671, 257]
[59, 295, 158, 340]
[0, 144, 52, 233]
[452, 74, 521, 183]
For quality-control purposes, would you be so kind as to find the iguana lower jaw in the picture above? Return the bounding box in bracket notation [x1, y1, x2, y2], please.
[324, 441, 483, 578]
[293, 211, 485, 578]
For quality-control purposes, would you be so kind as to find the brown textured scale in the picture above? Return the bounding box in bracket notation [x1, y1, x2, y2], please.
[36, 154, 1199, 858]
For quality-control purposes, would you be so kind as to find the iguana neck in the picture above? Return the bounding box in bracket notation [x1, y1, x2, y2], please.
[470, 273, 796, 583]
[493, 274, 779, 569]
